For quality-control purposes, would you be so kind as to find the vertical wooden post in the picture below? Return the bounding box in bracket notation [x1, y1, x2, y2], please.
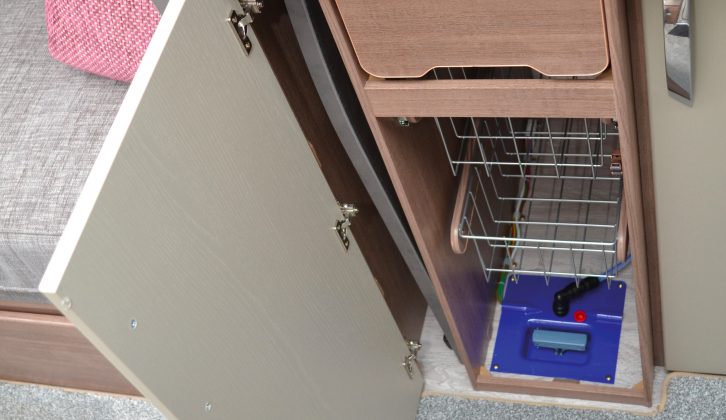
[604, 0, 655, 406]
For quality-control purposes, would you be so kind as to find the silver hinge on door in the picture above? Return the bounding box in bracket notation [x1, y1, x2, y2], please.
[229, 1, 263, 55]
[335, 203, 359, 251]
[402, 340, 422, 379]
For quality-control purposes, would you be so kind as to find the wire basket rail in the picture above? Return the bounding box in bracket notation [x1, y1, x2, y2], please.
[446, 117, 625, 286]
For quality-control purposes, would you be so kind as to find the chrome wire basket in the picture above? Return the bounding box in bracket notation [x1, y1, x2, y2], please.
[443, 117, 625, 287]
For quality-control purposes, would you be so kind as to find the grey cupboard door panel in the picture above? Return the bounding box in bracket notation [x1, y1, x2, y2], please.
[642, 0, 726, 373]
[38, 0, 423, 418]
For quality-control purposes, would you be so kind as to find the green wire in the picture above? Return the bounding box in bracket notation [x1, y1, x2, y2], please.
[497, 272, 507, 303]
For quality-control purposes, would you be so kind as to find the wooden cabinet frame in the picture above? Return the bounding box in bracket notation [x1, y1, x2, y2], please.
[320, 0, 660, 406]
[0, 0, 662, 410]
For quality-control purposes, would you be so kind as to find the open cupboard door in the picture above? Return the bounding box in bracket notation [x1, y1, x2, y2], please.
[38, 0, 423, 418]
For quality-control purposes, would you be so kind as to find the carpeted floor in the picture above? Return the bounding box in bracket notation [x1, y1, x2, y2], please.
[1, 374, 725, 419]
[418, 374, 726, 420]
[0, 382, 163, 420]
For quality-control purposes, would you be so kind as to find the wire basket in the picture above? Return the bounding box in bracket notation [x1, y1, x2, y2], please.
[445, 117, 625, 286]
[437, 117, 617, 179]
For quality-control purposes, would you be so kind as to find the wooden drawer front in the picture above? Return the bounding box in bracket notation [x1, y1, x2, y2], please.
[335, 0, 609, 78]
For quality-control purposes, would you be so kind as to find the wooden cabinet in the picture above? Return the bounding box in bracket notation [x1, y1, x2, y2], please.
[335, 0, 610, 78]
[33, 0, 666, 415]
[313, 0, 659, 406]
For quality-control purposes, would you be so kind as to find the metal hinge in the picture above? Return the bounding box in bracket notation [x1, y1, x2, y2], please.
[402, 340, 422, 379]
[229, 1, 263, 55]
[335, 203, 358, 251]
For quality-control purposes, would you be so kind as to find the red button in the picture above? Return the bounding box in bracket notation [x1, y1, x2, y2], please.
[574, 310, 587, 323]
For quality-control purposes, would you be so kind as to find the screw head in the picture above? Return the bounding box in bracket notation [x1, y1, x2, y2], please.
[618, 283, 623, 289]
[492, 364, 499, 371]
[204, 402, 213, 413]
[605, 375, 612, 382]
[130, 319, 138, 330]
[60, 297, 72, 309]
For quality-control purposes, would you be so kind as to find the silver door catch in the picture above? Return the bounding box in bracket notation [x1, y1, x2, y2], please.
[229, 1, 263, 55]
[335, 203, 359, 251]
[403, 340, 422, 379]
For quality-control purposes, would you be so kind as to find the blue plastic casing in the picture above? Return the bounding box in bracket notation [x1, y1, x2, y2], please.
[491, 275, 626, 384]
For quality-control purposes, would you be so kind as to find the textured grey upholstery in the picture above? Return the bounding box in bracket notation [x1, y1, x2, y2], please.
[0, 0, 129, 301]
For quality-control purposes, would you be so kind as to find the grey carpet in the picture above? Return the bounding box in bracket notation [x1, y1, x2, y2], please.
[1, 375, 724, 418]
[418, 375, 726, 420]
[0, 382, 163, 420]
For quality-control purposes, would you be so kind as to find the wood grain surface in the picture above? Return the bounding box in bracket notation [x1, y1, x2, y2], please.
[365, 73, 617, 118]
[450, 142, 475, 255]
[335, 0, 610, 78]
[0, 300, 60, 315]
[617, 197, 629, 262]
[39, 0, 423, 418]
[603, 0, 654, 406]
[626, 0, 664, 367]
[477, 368, 648, 405]
[0, 311, 138, 395]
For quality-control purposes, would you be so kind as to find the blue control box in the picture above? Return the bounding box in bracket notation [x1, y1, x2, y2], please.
[490, 275, 626, 384]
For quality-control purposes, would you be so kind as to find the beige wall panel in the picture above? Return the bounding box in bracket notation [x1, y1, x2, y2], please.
[642, 0, 726, 373]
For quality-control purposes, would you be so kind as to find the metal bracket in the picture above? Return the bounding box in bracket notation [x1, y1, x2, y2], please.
[610, 148, 622, 176]
[402, 340, 422, 379]
[396, 117, 421, 127]
[335, 203, 359, 251]
[229, 1, 263, 55]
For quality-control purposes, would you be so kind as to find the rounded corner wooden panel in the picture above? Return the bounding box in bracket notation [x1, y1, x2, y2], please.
[334, 0, 610, 78]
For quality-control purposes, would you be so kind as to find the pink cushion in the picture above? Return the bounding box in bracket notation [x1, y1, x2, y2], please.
[45, 0, 160, 82]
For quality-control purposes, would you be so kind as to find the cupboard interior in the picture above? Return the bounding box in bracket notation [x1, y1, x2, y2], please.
[377, 107, 643, 391]
[319, 0, 653, 405]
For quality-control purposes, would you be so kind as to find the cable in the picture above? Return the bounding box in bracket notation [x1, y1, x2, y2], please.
[599, 254, 632, 282]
